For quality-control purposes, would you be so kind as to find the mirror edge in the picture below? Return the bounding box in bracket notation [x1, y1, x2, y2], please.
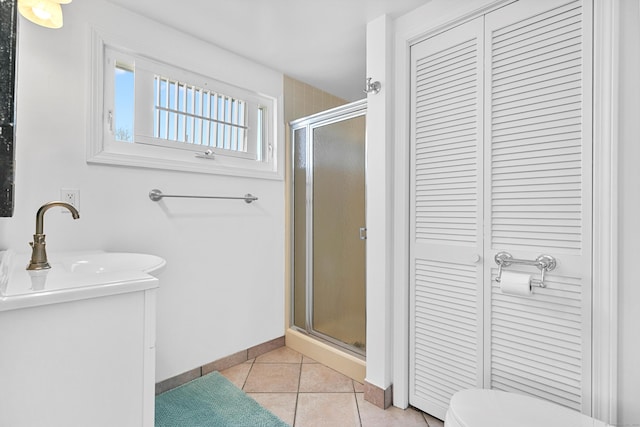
[0, 0, 17, 217]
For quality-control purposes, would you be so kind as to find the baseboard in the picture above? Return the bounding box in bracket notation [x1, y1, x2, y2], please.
[155, 336, 285, 395]
[364, 381, 393, 409]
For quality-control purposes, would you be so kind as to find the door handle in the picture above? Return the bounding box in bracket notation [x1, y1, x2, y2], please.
[359, 227, 367, 240]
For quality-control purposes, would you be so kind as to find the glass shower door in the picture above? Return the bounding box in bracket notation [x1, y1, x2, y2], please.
[291, 101, 367, 355]
[311, 114, 366, 352]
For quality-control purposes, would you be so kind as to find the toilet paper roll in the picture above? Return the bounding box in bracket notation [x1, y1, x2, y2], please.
[499, 271, 532, 296]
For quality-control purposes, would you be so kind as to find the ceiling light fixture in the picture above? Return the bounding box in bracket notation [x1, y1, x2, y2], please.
[18, 0, 72, 29]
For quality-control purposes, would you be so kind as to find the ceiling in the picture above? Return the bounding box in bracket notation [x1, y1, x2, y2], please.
[106, 0, 431, 101]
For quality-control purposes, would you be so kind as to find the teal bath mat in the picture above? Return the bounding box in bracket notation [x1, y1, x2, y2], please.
[155, 371, 289, 427]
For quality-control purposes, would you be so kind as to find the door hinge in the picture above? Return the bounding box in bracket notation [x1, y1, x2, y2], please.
[359, 227, 367, 240]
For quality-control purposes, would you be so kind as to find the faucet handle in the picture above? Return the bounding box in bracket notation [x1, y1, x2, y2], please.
[26, 236, 50, 271]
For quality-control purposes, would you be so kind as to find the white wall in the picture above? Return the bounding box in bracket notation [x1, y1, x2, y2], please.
[365, 14, 394, 396]
[617, 1, 640, 424]
[0, 0, 285, 382]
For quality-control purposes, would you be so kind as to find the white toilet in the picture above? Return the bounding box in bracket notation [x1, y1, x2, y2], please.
[445, 389, 611, 427]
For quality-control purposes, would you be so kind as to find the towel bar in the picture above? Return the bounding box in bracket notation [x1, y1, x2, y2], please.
[148, 189, 258, 204]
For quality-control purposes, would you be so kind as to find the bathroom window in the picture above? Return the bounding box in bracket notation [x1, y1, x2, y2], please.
[114, 63, 134, 142]
[89, 35, 278, 179]
[153, 76, 248, 152]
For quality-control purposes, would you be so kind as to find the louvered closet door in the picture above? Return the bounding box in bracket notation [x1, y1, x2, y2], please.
[484, 0, 592, 414]
[409, 18, 484, 420]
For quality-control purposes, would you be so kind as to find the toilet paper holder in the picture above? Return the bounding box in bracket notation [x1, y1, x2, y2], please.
[494, 251, 557, 288]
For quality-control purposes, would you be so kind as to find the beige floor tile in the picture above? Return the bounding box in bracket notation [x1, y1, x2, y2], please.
[295, 393, 360, 427]
[255, 346, 303, 364]
[423, 412, 444, 427]
[299, 363, 354, 393]
[220, 362, 252, 389]
[247, 392, 297, 426]
[202, 346, 445, 426]
[243, 363, 301, 393]
[356, 394, 428, 427]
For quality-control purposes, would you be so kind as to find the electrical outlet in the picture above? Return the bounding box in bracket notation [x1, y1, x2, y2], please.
[60, 188, 80, 213]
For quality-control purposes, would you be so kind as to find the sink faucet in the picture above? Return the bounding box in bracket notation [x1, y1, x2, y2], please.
[27, 201, 80, 271]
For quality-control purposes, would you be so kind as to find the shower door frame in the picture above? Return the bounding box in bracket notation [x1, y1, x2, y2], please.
[290, 99, 368, 357]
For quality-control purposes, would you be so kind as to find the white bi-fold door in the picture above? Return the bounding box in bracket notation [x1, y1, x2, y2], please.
[409, 0, 592, 419]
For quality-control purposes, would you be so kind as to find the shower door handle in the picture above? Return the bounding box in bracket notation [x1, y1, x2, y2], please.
[359, 227, 367, 240]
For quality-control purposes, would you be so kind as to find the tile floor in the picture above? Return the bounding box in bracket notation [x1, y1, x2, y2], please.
[219, 346, 445, 427]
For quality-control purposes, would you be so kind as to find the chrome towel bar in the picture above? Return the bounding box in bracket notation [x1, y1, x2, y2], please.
[148, 189, 258, 204]
[494, 251, 556, 288]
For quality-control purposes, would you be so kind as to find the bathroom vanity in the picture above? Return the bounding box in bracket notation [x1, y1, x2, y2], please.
[0, 250, 164, 427]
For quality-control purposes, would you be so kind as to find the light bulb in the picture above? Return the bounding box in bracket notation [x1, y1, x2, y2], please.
[31, 3, 52, 20]
[18, 0, 64, 29]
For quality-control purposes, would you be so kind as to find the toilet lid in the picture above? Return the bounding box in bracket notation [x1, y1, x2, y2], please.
[448, 389, 610, 427]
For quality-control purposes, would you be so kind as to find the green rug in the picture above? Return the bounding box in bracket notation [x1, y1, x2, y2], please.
[155, 371, 290, 427]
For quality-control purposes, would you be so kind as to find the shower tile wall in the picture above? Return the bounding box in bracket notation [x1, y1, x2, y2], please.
[284, 76, 347, 123]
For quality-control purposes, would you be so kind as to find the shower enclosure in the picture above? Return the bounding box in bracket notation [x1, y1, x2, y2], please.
[291, 99, 367, 356]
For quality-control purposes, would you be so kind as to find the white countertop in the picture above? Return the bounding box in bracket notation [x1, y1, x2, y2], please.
[0, 250, 162, 312]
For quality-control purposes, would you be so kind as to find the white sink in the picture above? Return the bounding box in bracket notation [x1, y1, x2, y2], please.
[59, 252, 166, 275]
[0, 250, 165, 312]
[0, 250, 161, 426]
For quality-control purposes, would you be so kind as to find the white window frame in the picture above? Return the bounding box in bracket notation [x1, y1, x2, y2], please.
[88, 30, 280, 179]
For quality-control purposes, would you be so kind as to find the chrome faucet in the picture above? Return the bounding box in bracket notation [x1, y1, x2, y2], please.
[27, 201, 80, 271]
